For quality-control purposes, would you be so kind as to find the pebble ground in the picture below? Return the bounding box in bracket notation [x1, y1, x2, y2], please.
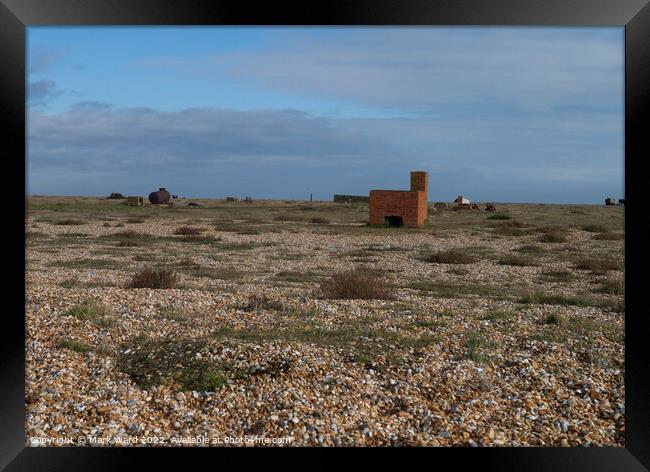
[25, 197, 625, 446]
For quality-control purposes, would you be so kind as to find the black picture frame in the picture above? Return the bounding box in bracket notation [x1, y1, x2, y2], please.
[3, 0, 648, 469]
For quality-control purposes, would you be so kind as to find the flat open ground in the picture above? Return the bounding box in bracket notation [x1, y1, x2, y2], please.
[25, 196, 625, 446]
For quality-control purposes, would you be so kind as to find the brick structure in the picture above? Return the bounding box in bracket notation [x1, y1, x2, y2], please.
[369, 171, 428, 228]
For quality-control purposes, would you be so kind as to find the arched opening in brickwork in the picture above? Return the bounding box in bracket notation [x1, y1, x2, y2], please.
[385, 215, 403, 227]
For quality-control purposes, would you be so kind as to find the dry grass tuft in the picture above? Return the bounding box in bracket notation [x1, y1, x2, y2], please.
[538, 232, 567, 243]
[310, 217, 330, 225]
[176, 234, 218, 244]
[498, 254, 537, 266]
[515, 244, 547, 253]
[63, 300, 116, 327]
[174, 226, 203, 235]
[54, 219, 85, 226]
[596, 275, 625, 295]
[539, 270, 574, 283]
[544, 313, 566, 326]
[242, 293, 288, 312]
[58, 339, 92, 352]
[582, 225, 608, 233]
[320, 268, 396, 300]
[574, 258, 621, 274]
[492, 224, 534, 237]
[592, 232, 624, 241]
[129, 267, 179, 289]
[422, 249, 478, 264]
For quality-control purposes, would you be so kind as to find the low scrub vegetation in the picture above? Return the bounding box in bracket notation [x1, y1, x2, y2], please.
[168, 262, 242, 281]
[481, 310, 514, 321]
[541, 313, 623, 343]
[241, 293, 288, 312]
[26, 231, 48, 240]
[498, 255, 537, 266]
[447, 267, 470, 276]
[544, 313, 566, 326]
[108, 230, 155, 241]
[592, 232, 624, 241]
[595, 276, 625, 295]
[519, 290, 623, 311]
[520, 291, 591, 307]
[481, 310, 515, 321]
[59, 277, 80, 288]
[582, 225, 608, 233]
[465, 331, 494, 363]
[515, 244, 547, 253]
[48, 258, 120, 270]
[175, 234, 218, 244]
[159, 305, 188, 323]
[174, 226, 203, 235]
[310, 217, 330, 225]
[273, 214, 304, 222]
[218, 241, 269, 251]
[129, 267, 179, 289]
[487, 213, 511, 220]
[492, 225, 535, 237]
[421, 249, 478, 265]
[118, 240, 143, 247]
[53, 219, 85, 226]
[574, 257, 621, 274]
[539, 270, 574, 283]
[63, 300, 116, 328]
[497, 221, 532, 228]
[213, 322, 439, 367]
[407, 280, 504, 299]
[118, 337, 232, 391]
[273, 271, 322, 283]
[320, 268, 396, 300]
[538, 232, 567, 243]
[58, 339, 92, 352]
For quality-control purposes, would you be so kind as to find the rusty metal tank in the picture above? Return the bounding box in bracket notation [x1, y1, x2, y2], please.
[148, 187, 171, 204]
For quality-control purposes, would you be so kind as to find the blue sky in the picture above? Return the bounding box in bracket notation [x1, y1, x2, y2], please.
[27, 27, 624, 203]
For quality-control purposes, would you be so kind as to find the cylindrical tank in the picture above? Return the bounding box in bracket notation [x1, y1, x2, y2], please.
[148, 187, 171, 204]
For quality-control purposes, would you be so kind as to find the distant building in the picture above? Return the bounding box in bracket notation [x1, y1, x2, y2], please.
[368, 171, 428, 228]
[454, 195, 470, 206]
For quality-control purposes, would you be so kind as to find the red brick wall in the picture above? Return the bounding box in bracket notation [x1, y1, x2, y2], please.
[410, 172, 428, 194]
[369, 190, 427, 227]
[416, 191, 428, 226]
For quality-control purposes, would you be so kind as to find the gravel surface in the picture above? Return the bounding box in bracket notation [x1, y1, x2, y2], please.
[25, 198, 625, 446]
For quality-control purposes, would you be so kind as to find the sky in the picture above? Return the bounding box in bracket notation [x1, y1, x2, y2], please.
[27, 27, 624, 203]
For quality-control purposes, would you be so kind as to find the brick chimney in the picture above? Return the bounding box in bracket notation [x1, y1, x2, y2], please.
[368, 171, 429, 228]
[410, 171, 428, 195]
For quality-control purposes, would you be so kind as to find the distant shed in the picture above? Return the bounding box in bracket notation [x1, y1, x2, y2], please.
[333, 194, 370, 204]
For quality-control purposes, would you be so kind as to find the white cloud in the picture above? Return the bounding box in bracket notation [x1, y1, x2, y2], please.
[198, 28, 623, 114]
